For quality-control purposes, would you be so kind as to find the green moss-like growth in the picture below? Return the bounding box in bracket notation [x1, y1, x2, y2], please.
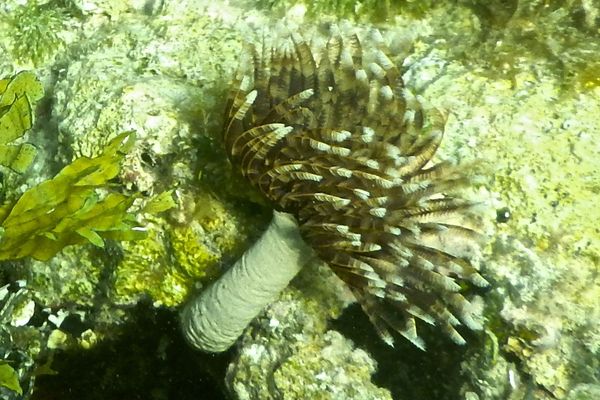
[0, 131, 145, 261]
[113, 223, 175, 306]
[114, 190, 260, 307]
[254, 0, 438, 22]
[113, 219, 221, 307]
[0, 71, 43, 173]
[3, 1, 73, 66]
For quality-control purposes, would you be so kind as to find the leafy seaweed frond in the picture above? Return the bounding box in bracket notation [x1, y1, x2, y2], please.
[0, 132, 146, 261]
[0, 360, 22, 395]
[0, 71, 44, 173]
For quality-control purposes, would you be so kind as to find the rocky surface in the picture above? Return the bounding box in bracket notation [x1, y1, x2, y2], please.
[0, 1, 597, 399]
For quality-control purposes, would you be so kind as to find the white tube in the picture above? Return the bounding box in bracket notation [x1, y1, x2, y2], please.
[180, 211, 313, 352]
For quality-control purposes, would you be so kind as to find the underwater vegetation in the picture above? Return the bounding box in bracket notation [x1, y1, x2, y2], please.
[454, 0, 600, 90]
[0, 362, 21, 396]
[0, 68, 187, 397]
[0, 131, 147, 261]
[253, 0, 437, 21]
[1, 1, 75, 67]
[0, 361, 21, 395]
[257, 0, 600, 93]
[0, 71, 43, 174]
[0, 71, 153, 262]
[113, 192, 247, 308]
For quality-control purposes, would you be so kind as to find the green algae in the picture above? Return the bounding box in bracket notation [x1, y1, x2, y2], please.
[0, 361, 22, 395]
[3, 1, 71, 67]
[0, 71, 145, 262]
[0, 71, 43, 174]
[0, 131, 145, 261]
[142, 190, 176, 214]
[454, 1, 600, 93]
[114, 191, 258, 307]
[113, 222, 173, 305]
[168, 223, 219, 281]
[253, 0, 438, 21]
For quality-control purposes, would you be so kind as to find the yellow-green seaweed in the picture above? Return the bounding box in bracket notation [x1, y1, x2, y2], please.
[0, 132, 145, 261]
[142, 190, 177, 214]
[0, 361, 22, 395]
[0, 71, 44, 173]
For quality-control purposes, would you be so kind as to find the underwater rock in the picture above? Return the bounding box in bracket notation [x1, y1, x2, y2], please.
[405, 6, 600, 397]
[48, 6, 266, 309]
[225, 260, 390, 400]
[0, 283, 41, 398]
[565, 384, 600, 400]
[0, 0, 598, 398]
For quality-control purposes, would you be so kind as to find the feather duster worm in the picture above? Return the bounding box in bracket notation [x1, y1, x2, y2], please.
[182, 27, 488, 352]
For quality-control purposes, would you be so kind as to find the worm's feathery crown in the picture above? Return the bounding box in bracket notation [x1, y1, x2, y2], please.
[223, 28, 488, 350]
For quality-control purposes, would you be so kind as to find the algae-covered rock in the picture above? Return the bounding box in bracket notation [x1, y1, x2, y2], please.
[0, 0, 597, 399]
[47, 4, 268, 308]
[399, 4, 600, 397]
[226, 260, 390, 400]
[114, 191, 259, 307]
[250, 0, 439, 22]
[0, 71, 43, 173]
[52, 7, 246, 166]
[565, 384, 600, 400]
[458, 0, 600, 88]
[272, 331, 390, 400]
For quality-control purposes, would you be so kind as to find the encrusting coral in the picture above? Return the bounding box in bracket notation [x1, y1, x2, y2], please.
[182, 26, 488, 352]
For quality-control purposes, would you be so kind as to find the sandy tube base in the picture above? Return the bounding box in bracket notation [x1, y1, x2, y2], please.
[180, 211, 313, 352]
